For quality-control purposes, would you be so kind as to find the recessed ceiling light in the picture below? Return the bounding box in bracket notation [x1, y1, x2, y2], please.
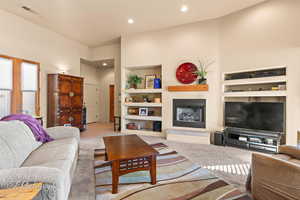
[102, 62, 107, 66]
[181, 5, 189, 13]
[128, 18, 134, 24]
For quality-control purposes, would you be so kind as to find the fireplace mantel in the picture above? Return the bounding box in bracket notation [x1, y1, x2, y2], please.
[167, 84, 208, 92]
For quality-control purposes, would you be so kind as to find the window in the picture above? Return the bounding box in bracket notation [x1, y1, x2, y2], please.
[21, 62, 38, 115]
[0, 55, 40, 118]
[0, 57, 13, 118]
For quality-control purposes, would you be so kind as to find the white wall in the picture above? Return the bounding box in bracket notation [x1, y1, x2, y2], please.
[121, 20, 222, 132]
[81, 62, 100, 85]
[220, 0, 300, 145]
[92, 44, 121, 117]
[0, 9, 90, 124]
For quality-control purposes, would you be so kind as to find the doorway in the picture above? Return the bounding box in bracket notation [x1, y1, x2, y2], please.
[109, 85, 115, 122]
[84, 84, 100, 123]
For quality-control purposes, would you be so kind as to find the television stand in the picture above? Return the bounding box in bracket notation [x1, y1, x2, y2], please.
[224, 128, 285, 153]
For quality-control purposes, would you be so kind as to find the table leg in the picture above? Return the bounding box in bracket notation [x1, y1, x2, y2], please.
[104, 150, 108, 161]
[150, 155, 157, 185]
[112, 160, 120, 194]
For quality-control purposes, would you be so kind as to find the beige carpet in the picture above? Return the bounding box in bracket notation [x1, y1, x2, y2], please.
[69, 133, 252, 200]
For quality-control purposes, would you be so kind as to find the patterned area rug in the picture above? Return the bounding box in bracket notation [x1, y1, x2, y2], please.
[94, 143, 251, 200]
[114, 179, 251, 200]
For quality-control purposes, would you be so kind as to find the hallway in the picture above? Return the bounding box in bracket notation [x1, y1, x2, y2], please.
[80, 122, 118, 138]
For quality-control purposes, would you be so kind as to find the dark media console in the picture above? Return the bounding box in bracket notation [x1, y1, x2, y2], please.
[224, 127, 285, 153]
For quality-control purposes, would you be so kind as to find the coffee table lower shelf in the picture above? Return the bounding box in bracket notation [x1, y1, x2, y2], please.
[108, 154, 157, 194]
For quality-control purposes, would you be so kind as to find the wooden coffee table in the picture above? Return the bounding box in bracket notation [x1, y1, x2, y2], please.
[103, 134, 159, 194]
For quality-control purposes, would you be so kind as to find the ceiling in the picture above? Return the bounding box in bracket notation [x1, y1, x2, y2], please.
[0, 0, 266, 47]
[81, 58, 114, 68]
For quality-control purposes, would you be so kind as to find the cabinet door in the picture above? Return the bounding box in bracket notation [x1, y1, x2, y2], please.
[58, 75, 72, 110]
[59, 75, 72, 93]
[59, 111, 71, 126]
[71, 109, 83, 128]
[72, 77, 83, 94]
[71, 77, 83, 108]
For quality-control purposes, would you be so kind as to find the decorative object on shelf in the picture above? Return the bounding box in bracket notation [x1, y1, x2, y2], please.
[154, 97, 161, 103]
[153, 121, 162, 132]
[176, 62, 198, 84]
[154, 78, 161, 89]
[278, 84, 286, 90]
[128, 108, 139, 115]
[126, 123, 137, 130]
[142, 95, 150, 103]
[139, 108, 148, 116]
[148, 110, 155, 116]
[127, 74, 142, 89]
[137, 123, 142, 130]
[145, 74, 156, 89]
[193, 58, 214, 84]
[125, 96, 133, 103]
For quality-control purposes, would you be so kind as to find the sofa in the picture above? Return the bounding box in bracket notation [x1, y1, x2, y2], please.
[0, 120, 80, 200]
[249, 145, 300, 200]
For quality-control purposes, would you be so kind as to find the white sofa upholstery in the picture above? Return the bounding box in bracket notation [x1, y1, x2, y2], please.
[0, 121, 80, 200]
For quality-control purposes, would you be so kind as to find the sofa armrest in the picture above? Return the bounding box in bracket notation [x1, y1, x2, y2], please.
[46, 126, 80, 142]
[279, 145, 300, 160]
[251, 153, 300, 200]
[0, 167, 65, 200]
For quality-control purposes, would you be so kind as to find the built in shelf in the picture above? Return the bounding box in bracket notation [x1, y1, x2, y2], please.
[223, 90, 287, 97]
[125, 88, 163, 94]
[123, 129, 164, 137]
[167, 84, 208, 92]
[124, 103, 162, 107]
[223, 76, 287, 86]
[124, 115, 162, 121]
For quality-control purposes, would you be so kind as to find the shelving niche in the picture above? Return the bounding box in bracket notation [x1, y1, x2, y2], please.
[122, 65, 164, 137]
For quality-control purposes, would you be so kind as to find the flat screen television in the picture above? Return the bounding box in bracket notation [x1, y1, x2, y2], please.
[225, 102, 284, 132]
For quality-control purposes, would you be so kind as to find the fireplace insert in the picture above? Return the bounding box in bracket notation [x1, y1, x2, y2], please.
[173, 99, 206, 128]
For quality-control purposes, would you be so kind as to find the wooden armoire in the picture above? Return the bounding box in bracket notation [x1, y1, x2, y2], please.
[47, 74, 84, 129]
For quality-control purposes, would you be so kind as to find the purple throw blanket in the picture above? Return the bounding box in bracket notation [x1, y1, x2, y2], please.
[1, 114, 54, 143]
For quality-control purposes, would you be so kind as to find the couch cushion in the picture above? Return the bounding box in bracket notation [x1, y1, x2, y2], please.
[0, 121, 42, 169]
[22, 137, 78, 173]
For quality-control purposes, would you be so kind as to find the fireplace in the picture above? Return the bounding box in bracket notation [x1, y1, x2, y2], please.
[173, 99, 206, 128]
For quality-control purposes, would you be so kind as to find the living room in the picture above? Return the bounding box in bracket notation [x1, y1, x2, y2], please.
[0, 0, 299, 200]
